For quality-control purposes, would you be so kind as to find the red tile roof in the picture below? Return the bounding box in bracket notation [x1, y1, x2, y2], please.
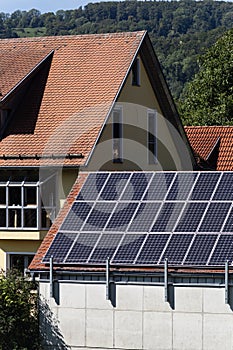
[0, 32, 145, 167]
[185, 126, 233, 171]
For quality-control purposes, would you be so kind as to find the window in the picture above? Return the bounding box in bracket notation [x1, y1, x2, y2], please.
[132, 57, 140, 86]
[8, 253, 34, 275]
[0, 175, 56, 230]
[112, 107, 123, 163]
[147, 109, 157, 164]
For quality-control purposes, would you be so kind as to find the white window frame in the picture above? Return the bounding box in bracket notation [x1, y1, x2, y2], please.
[0, 174, 56, 230]
[112, 106, 123, 163]
[147, 109, 157, 164]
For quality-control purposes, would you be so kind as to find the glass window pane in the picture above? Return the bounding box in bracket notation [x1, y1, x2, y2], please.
[8, 209, 21, 228]
[0, 209, 6, 227]
[41, 208, 52, 228]
[24, 187, 37, 206]
[24, 209, 37, 228]
[0, 187, 6, 205]
[9, 187, 21, 206]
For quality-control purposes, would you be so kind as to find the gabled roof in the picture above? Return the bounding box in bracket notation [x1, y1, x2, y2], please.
[0, 32, 146, 167]
[0, 31, 196, 168]
[185, 126, 233, 170]
[30, 170, 233, 273]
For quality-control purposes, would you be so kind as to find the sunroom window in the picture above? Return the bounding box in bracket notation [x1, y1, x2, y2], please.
[0, 174, 56, 230]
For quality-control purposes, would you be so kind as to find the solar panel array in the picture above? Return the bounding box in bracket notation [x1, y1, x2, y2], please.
[44, 171, 233, 267]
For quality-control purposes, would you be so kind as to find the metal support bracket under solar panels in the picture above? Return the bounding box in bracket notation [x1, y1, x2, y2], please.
[106, 257, 110, 300]
[50, 256, 53, 298]
[164, 258, 168, 302]
[225, 260, 229, 304]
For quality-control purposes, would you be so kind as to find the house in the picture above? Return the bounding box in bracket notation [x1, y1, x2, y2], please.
[29, 33, 233, 350]
[185, 125, 233, 170]
[0, 30, 196, 274]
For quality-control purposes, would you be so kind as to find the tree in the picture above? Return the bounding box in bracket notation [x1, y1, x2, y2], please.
[0, 270, 40, 349]
[179, 28, 233, 125]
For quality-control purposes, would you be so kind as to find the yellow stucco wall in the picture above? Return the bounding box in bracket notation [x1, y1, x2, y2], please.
[0, 240, 42, 271]
[87, 55, 192, 171]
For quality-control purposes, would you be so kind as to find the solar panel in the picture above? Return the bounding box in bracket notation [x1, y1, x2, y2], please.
[128, 202, 161, 232]
[198, 202, 231, 232]
[112, 234, 146, 264]
[166, 173, 197, 200]
[121, 172, 152, 201]
[209, 235, 233, 265]
[144, 172, 175, 200]
[76, 173, 108, 200]
[161, 234, 194, 264]
[89, 233, 123, 263]
[43, 232, 76, 263]
[66, 232, 100, 263]
[213, 173, 233, 200]
[105, 202, 139, 231]
[222, 206, 233, 232]
[82, 202, 116, 231]
[184, 234, 217, 265]
[100, 173, 130, 200]
[191, 172, 221, 200]
[45, 171, 233, 268]
[151, 202, 184, 232]
[60, 202, 93, 231]
[136, 234, 170, 264]
[175, 202, 207, 232]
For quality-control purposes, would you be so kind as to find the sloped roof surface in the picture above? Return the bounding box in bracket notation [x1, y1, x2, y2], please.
[0, 32, 145, 167]
[185, 126, 233, 170]
[30, 170, 233, 272]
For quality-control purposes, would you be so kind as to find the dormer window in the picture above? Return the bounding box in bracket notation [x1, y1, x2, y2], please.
[132, 57, 140, 86]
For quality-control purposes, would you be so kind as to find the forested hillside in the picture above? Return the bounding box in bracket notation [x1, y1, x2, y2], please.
[0, 0, 232, 101]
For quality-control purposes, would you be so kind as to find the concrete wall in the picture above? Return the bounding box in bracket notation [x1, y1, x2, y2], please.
[39, 281, 233, 350]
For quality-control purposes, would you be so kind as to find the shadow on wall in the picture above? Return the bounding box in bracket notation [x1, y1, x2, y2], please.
[39, 298, 70, 350]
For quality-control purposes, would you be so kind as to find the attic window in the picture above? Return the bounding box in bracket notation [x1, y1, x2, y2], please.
[147, 109, 157, 164]
[132, 57, 140, 86]
[112, 107, 123, 163]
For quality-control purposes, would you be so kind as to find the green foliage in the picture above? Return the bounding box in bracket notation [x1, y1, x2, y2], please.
[0, 270, 40, 350]
[179, 28, 233, 125]
[0, 1, 233, 100]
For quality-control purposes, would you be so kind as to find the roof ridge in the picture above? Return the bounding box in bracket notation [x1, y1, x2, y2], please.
[0, 30, 147, 43]
[185, 125, 233, 129]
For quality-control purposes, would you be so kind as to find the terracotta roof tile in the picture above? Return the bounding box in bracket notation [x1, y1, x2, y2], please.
[185, 126, 233, 171]
[0, 32, 145, 167]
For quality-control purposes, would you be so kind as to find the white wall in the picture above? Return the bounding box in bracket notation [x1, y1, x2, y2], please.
[39, 281, 233, 350]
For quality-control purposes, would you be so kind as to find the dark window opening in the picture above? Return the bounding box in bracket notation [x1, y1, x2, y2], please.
[24, 209, 37, 228]
[132, 58, 140, 86]
[9, 187, 21, 205]
[112, 109, 123, 163]
[24, 187, 37, 206]
[10, 254, 34, 275]
[148, 111, 157, 164]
